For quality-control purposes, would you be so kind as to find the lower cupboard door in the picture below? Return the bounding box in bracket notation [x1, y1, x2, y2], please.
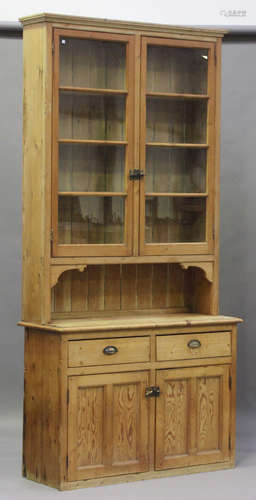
[68, 371, 150, 481]
[155, 365, 231, 470]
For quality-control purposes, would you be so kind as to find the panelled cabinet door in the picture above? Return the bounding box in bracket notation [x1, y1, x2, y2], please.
[139, 37, 216, 256]
[52, 29, 135, 257]
[155, 365, 230, 470]
[68, 371, 150, 481]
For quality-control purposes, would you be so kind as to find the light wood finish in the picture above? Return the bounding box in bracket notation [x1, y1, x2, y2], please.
[19, 313, 242, 333]
[52, 28, 135, 258]
[155, 365, 230, 469]
[68, 371, 150, 480]
[59, 86, 128, 95]
[51, 264, 194, 317]
[20, 14, 226, 39]
[156, 331, 231, 361]
[68, 336, 150, 367]
[59, 139, 128, 145]
[22, 319, 240, 489]
[23, 330, 62, 488]
[51, 254, 215, 264]
[146, 142, 209, 148]
[20, 14, 241, 492]
[22, 24, 52, 323]
[139, 37, 215, 257]
[67, 357, 233, 376]
[60, 461, 234, 489]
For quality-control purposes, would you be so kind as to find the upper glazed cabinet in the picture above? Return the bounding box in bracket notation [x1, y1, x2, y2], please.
[52, 29, 216, 257]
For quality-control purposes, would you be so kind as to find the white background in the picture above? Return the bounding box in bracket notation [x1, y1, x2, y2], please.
[2, 0, 256, 25]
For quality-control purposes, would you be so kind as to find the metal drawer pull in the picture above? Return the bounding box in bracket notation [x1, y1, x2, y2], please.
[188, 339, 201, 349]
[103, 345, 118, 355]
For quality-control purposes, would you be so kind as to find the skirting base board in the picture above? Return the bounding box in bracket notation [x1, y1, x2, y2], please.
[59, 461, 235, 491]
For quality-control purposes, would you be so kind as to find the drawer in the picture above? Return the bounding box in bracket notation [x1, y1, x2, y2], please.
[156, 331, 231, 361]
[68, 336, 150, 367]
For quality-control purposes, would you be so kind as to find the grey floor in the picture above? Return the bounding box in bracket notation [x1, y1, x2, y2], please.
[0, 410, 255, 500]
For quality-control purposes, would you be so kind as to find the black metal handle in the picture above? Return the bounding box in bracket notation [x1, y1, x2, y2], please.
[129, 169, 144, 180]
[188, 339, 201, 349]
[103, 345, 118, 355]
[145, 386, 160, 398]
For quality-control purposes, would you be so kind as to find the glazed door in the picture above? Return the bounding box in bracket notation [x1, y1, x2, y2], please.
[139, 37, 216, 255]
[52, 29, 135, 257]
[155, 365, 230, 469]
[68, 371, 150, 481]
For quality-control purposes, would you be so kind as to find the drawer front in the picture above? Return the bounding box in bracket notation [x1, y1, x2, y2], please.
[68, 337, 150, 367]
[156, 332, 231, 361]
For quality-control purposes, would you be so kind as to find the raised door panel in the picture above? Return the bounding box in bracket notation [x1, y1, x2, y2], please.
[52, 29, 135, 257]
[68, 371, 150, 481]
[139, 37, 216, 256]
[155, 365, 230, 470]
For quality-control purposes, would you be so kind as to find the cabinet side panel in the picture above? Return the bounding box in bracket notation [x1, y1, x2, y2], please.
[23, 329, 62, 489]
[22, 25, 51, 323]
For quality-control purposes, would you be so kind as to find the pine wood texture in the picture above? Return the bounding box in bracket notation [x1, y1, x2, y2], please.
[52, 264, 192, 317]
[155, 365, 230, 469]
[156, 331, 231, 361]
[20, 14, 226, 40]
[68, 371, 150, 480]
[22, 323, 239, 490]
[19, 313, 242, 333]
[23, 329, 62, 488]
[22, 24, 52, 323]
[20, 14, 241, 493]
[68, 336, 150, 367]
[60, 461, 234, 489]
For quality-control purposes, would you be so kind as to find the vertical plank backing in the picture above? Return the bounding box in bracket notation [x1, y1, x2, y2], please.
[104, 265, 121, 310]
[51, 263, 191, 315]
[152, 264, 168, 308]
[121, 265, 137, 310]
[137, 264, 153, 309]
[55, 270, 72, 313]
[71, 270, 88, 312]
[168, 263, 185, 308]
[87, 266, 105, 311]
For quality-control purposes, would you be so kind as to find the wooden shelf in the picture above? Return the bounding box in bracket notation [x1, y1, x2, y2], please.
[51, 255, 215, 265]
[146, 142, 209, 149]
[59, 86, 128, 96]
[58, 192, 127, 197]
[145, 192, 208, 197]
[146, 92, 209, 100]
[58, 139, 127, 146]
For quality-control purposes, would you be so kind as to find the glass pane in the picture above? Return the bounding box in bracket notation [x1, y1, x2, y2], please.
[146, 148, 206, 193]
[147, 46, 208, 94]
[58, 196, 125, 244]
[59, 37, 126, 90]
[146, 97, 207, 144]
[145, 196, 206, 243]
[59, 144, 125, 192]
[59, 92, 125, 141]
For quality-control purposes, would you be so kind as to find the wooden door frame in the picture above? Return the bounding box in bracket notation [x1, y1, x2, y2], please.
[51, 28, 135, 257]
[155, 365, 230, 470]
[68, 370, 151, 481]
[139, 37, 216, 256]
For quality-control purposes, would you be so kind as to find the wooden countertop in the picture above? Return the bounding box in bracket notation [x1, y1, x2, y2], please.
[19, 312, 243, 333]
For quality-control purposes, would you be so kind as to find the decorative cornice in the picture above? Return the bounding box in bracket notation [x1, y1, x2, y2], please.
[19, 13, 227, 38]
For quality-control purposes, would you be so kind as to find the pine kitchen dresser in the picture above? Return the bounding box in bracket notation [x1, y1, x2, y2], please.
[19, 13, 242, 490]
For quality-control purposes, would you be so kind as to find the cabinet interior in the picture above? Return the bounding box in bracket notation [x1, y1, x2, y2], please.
[51, 263, 212, 319]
